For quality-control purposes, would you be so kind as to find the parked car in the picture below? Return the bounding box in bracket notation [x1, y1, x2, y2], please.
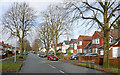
[62, 53, 68, 56]
[85, 53, 99, 56]
[39, 53, 46, 57]
[22, 52, 28, 55]
[74, 53, 86, 60]
[70, 53, 77, 60]
[47, 55, 58, 61]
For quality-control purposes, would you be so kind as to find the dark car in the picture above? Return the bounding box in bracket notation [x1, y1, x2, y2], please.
[39, 53, 46, 57]
[74, 53, 86, 60]
[22, 52, 28, 55]
[70, 53, 77, 60]
[47, 55, 58, 61]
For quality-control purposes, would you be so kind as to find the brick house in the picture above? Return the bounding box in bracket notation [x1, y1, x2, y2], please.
[77, 35, 91, 53]
[84, 29, 120, 58]
[98, 29, 120, 58]
[84, 41, 92, 53]
[91, 31, 104, 54]
[69, 39, 77, 53]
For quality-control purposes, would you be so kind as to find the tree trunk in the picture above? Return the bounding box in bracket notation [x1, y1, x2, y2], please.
[19, 40, 23, 56]
[103, 27, 110, 68]
[103, 1, 110, 68]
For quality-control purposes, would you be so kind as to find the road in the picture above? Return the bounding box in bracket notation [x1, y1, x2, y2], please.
[20, 53, 105, 74]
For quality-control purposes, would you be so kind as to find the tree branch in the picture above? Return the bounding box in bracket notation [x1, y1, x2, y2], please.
[83, 2, 104, 14]
[110, 15, 120, 28]
[108, 4, 120, 22]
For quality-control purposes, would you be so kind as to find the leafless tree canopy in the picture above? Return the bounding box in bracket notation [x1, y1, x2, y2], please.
[38, 4, 71, 55]
[2, 2, 36, 55]
[65, 0, 120, 68]
[66, 0, 120, 30]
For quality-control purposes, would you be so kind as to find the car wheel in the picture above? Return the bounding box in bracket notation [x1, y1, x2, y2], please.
[74, 58, 76, 60]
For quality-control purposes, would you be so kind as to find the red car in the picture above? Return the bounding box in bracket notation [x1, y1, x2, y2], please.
[47, 55, 59, 61]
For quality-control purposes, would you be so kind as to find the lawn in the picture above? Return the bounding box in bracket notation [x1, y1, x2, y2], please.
[78, 63, 120, 73]
[79, 63, 98, 68]
[2, 62, 23, 72]
[108, 68, 120, 73]
[4, 55, 27, 61]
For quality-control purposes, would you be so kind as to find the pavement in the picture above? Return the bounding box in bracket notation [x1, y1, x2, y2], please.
[19, 53, 106, 74]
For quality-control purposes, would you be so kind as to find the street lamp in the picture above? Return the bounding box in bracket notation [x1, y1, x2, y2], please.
[14, 33, 17, 63]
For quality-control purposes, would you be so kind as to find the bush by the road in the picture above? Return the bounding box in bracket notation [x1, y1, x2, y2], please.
[67, 52, 72, 56]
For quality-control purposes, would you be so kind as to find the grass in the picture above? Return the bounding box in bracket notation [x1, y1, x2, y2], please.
[4, 55, 27, 61]
[1, 62, 23, 72]
[79, 63, 98, 68]
[78, 63, 120, 73]
[108, 68, 120, 73]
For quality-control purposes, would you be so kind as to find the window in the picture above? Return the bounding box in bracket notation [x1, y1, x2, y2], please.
[70, 44, 73, 47]
[78, 41, 82, 45]
[88, 49, 91, 53]
[92, 38, 99, 44]
[78, 49, 82, 53]
[93, 48, 98, 53]
[84, 49, 87, 53]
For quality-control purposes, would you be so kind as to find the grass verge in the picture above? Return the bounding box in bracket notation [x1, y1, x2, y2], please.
[1, 62, 23, 72]
[78, 63, 120, 73]
[4, 55, 27, 61]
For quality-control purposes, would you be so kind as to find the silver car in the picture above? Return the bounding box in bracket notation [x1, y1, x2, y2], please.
[85, 53, 99, 56]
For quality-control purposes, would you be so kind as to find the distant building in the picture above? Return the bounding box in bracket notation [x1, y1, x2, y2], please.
[62, 41, 70, 53]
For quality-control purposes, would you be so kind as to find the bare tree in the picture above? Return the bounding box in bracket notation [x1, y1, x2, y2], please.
[32, 39, 39, 53]
[66, 0, 120, 68]
[1, 2, 36, 56]
[38, 22, 51, 56]
[23, 39, 32, 52]
[41, 4, 70, 55]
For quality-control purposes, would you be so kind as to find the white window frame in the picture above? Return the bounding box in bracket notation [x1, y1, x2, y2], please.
[93, 48, 98, 53]
[78, 41, 82, 46]
[92, 38, 99, 44]
[78, 49, 82, 53]
[70, 44, 73, 47]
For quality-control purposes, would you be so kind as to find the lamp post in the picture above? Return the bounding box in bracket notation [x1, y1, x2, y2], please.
[14, 33, 17, 63]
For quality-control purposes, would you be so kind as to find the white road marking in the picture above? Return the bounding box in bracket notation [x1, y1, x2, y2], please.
[48, 64, 66, 74]
[42, 61, 45, 63]
[59, 70, 65, 74]
[48, 64, 56, 69]
[38, 61, 46, 63]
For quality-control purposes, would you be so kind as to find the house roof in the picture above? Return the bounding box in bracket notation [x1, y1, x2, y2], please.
[58, 43, 62, 46]
[77, 35, 92, 41]
[71, 39, 77, 43]
[84, 41, 91, 49]
[64, 41, 70, 45]
[16, 47, 20, 50]
[98, 38, 120, 49]
[96, 31, 104, 38]
[95, 29, 120, 39]
[109, 29, 120, 40]
[4, 44, 8, 47]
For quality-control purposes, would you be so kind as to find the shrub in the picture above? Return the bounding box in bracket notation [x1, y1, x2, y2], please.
[16, 50, 19, 54]
[56, 53, 61, 56]
[6, 50, 13, 54]
[67, 52, 72, 55]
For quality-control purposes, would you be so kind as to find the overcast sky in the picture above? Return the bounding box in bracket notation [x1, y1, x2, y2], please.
[0, 0, 99, 47]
